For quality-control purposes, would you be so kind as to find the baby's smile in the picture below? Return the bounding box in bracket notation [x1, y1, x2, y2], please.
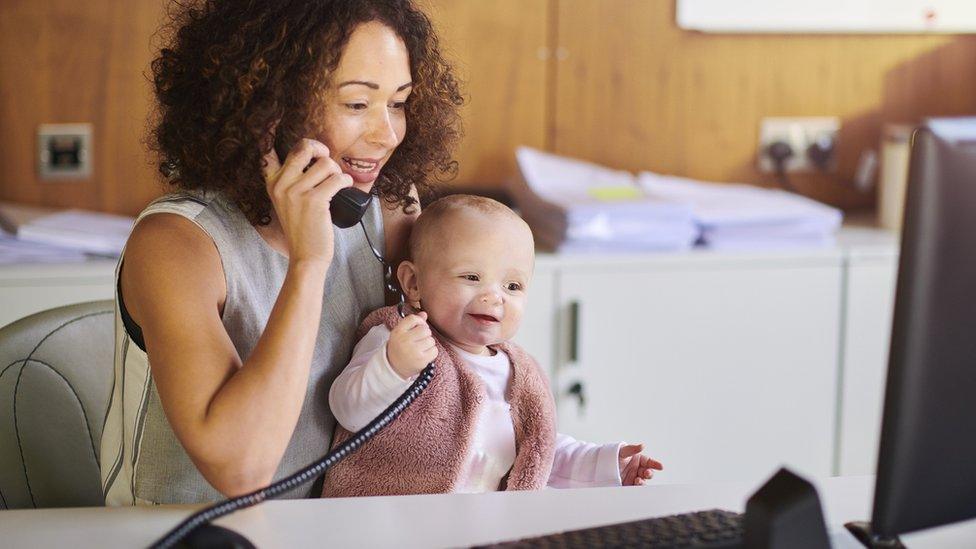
[468, 312, 500, 324]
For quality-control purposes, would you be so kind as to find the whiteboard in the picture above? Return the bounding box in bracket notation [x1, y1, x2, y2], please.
[677, 0, 976, 33]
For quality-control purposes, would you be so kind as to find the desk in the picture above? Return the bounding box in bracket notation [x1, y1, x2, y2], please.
[2, 476, 974, 548]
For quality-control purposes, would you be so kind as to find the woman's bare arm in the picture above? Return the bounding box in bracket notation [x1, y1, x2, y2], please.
[122, 213, 329, 496]
[122, 139, 353, 497]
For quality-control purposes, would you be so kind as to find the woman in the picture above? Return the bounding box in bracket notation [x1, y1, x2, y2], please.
[100, 0, 462, 505]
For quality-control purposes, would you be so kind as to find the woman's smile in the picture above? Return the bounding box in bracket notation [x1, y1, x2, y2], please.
[340, 155, 384, 183]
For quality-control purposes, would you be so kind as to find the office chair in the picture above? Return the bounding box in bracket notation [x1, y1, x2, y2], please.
[0, 300, 114, 509]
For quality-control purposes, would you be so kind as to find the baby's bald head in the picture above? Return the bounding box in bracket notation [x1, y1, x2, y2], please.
[397, 194, 535, 353]
[408, 194, 533, 267]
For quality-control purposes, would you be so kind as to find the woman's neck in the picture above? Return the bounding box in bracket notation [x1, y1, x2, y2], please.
[254, 213, 291, 257]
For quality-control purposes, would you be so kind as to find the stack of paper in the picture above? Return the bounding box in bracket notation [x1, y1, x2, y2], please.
[0, 232, 88, 264]
[637, 172, 843, 250]
[512, 147, 699, 252]
[16, 210, 135, 256]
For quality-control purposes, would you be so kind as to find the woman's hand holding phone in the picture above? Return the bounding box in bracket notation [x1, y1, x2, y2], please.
[262, 138, 353, 267]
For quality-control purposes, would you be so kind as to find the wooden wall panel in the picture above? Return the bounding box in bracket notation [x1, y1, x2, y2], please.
[554, 0, 976, 209]
[0, 0, 548, 214]
[0, 0, 166, 215]
[3, 1, 976, 214]
[421, 0, 549, 190]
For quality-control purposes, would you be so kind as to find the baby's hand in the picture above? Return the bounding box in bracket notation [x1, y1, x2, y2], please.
[618, 443, 663, 486]
[387, 312, 437, 379]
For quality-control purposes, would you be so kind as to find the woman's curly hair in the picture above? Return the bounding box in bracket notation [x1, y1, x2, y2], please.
[149, 0, 463, 225]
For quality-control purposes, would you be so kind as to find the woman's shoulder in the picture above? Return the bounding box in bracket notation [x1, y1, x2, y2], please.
[128, 191, 246, 264]
[128, 191, 223, 263]
[122, 210, 226, 324]
[137, 191, 239, 230]
[127, 210, 216, 260]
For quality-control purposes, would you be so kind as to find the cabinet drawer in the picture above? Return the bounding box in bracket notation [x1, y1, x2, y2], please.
[555, 260, 842, 485]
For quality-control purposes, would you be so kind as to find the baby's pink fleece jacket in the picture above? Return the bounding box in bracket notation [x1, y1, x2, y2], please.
[323, 308, 620, 497]
[323, 305, 558, 497]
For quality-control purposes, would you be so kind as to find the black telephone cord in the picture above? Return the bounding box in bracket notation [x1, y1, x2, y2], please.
[150, 363, 434, 549]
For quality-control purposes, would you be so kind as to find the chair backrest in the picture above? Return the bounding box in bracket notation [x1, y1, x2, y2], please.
[0, 300, 114, 509]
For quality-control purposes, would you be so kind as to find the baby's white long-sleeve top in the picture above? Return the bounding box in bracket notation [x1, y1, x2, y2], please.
[329, 324, 622, 493]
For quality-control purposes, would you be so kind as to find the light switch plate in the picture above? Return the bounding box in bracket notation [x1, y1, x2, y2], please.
[37, 123, 93, 180]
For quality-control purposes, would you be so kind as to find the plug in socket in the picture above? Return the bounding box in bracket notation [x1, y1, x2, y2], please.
[759, 117, 839, 173]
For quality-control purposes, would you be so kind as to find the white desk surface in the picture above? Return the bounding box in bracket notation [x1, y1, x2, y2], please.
[2, 475, 974, 548]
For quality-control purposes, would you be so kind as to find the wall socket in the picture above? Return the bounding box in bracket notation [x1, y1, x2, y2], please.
[37, 123, 93, 180]
[758, 117, 839, 173]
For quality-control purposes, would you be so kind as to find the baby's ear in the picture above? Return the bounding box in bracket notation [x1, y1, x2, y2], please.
[396, 260, 422, 306]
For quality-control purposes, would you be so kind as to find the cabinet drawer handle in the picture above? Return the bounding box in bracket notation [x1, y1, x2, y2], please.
[569, 300, 580, 362]
[567, 381, 586, 410]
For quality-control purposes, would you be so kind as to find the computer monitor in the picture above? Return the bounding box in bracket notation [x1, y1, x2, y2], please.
[851, 118, 976, 545]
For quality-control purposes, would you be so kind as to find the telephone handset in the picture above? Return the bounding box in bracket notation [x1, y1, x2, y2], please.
[273, 139, 373, 228]
[330, 186, 373, 228]
[153, 141, 431, 549]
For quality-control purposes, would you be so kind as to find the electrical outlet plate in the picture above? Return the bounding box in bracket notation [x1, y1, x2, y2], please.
[758, 117, 839, 173]
[37, 123, 93, 180]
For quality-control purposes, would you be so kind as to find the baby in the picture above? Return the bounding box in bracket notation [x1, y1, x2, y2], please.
[322, 194, 662, 497]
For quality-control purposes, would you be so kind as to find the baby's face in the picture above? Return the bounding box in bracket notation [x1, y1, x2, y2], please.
[404, 212, 535, 355]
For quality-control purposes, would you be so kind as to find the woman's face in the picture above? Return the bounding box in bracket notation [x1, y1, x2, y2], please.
[320, 21, 412, 193]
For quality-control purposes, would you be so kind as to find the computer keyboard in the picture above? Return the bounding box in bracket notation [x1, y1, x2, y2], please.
[477, 509, 744, 548]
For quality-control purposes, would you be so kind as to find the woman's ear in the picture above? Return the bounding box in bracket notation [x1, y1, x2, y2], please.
[397, 260, 422, 308]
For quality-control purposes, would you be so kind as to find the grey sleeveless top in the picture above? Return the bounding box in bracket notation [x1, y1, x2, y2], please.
[100, 191, 385, 505]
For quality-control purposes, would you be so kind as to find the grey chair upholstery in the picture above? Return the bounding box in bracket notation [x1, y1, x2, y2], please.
[0, 300, 114, 509]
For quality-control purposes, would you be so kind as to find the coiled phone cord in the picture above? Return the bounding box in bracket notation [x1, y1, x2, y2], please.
[151, 218, 433, 549]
